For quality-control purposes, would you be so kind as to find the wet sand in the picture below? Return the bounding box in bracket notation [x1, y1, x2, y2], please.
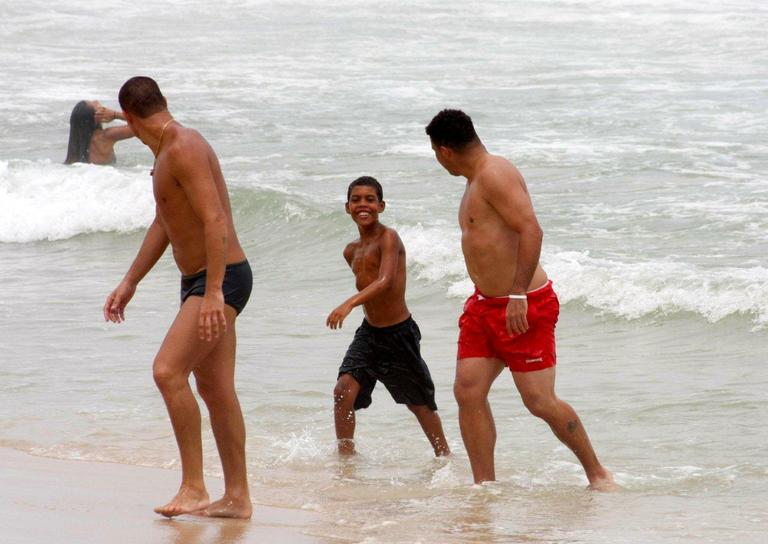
[0, 447, 321, 544]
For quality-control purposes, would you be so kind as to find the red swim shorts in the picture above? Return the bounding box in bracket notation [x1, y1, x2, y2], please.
[457, 280, 559, 372]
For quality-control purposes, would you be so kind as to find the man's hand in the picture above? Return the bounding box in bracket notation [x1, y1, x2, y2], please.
[505, 297, 529, 336]
[199, 290, 227, 341]
[103, 279, 137, 323]
[326, 302, 353, 330]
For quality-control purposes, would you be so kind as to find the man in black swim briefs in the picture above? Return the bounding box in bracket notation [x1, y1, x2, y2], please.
[326, 176, 450, 457]
[103, 77, 254, 519]
[181, 260, 252, 315]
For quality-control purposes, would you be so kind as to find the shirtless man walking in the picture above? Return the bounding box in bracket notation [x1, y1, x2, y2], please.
[103, 76, 253, 518]
[425, 109, 614, 490]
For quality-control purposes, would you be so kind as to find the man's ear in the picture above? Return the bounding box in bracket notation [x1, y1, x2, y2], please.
[378, 200, 386, 212]
[344, 202, 351, 214]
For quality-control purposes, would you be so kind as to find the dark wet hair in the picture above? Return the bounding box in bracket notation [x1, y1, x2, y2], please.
[64, 101, 101, 164]
[425, 109, 480, 150]
[347, 176, 383, 202]
[118, 76, 167, 118]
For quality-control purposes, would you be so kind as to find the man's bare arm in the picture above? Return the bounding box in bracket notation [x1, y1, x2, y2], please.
[326, 231, 400, 329]
[103, 214, 169, 322]
[481, 163, 543, 335]
[482, 163, 543, 294]
[171, 133, 229, 341]
[123, 214, 171, 285]
[172, 136, 227, 291]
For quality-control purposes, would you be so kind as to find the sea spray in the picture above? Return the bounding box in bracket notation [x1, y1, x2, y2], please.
[0, 159, 153, 243]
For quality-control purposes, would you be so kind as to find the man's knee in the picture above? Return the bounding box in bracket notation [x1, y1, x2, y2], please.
[453, 377, 487, 408]
[521, 390, 558, 419]
[454, 358, 501, 408]
[195, 377, 232, 406]
[152, 360, 187, 392]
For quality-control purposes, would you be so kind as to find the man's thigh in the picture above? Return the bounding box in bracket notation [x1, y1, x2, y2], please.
[511, 366, 557, 400]
[455, 357, 506, 397]
[155, 297, 225, 376]
[192, 304, 239, 392]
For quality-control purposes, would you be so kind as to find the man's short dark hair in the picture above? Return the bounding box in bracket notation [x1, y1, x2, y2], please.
[118, 76, 167, 118]
[425, 109, 480, 150]
[347, 176, 383, 202]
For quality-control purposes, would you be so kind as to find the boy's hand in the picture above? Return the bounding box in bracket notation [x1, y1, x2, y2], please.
[326, 302, 353, 330]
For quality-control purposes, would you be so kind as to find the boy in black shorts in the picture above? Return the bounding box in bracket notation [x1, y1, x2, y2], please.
[326, 176, 450, 456]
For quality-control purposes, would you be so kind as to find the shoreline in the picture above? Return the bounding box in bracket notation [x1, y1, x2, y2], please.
[0, 447, 322, 544]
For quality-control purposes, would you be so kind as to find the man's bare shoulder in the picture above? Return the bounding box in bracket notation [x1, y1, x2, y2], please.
[166, 127, 210, 161]
[476, 155, 522, 184]
[474, 155, 526, 196]
[162, 128, 215, 184]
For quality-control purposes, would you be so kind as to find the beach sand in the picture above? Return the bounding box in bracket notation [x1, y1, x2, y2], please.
[0, 447, 321, 544]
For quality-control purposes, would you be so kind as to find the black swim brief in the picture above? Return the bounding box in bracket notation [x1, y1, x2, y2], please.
[338, 316, 438, 411]
[180, 260, 253, 315]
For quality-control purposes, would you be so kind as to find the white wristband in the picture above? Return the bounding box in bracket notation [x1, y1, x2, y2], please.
[508, 294, 527, 300]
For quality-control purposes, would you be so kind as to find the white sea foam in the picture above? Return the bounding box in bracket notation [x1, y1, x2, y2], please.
[0, 160, 154, 243]
[547, 250, 768, 327]
[271, 428, 326, 465]
[428, 459, 461, 489]
[373, 144, 434, 157]
[397, 223, 768, 327]
[397, 223, 465, 282]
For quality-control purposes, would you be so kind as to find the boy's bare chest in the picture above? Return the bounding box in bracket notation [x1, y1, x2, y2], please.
[351, 244, 381, 278]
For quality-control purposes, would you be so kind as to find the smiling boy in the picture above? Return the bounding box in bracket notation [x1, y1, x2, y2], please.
[326, 176, 450, 457]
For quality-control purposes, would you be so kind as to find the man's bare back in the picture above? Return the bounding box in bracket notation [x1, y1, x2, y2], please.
[459, 154, 548, 297]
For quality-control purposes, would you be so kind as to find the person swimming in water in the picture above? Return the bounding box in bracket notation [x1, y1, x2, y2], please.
[64, 100, 134, 165]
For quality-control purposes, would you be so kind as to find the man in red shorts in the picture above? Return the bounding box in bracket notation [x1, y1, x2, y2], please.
[426, 109, 614, 490]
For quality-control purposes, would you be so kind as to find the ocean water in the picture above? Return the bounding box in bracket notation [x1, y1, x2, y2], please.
[1, 0, 767, 542]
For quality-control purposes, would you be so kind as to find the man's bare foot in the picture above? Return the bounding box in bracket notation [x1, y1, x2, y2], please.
[588, 468, 617, 492]
[154, 486, 210, 518]
[194, 495, 252, 519]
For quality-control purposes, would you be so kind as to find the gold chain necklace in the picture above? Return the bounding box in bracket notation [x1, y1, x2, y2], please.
[150, 118, 175, 176]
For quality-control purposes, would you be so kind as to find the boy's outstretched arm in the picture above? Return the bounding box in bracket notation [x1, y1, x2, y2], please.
[326, 231, 399, 329]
